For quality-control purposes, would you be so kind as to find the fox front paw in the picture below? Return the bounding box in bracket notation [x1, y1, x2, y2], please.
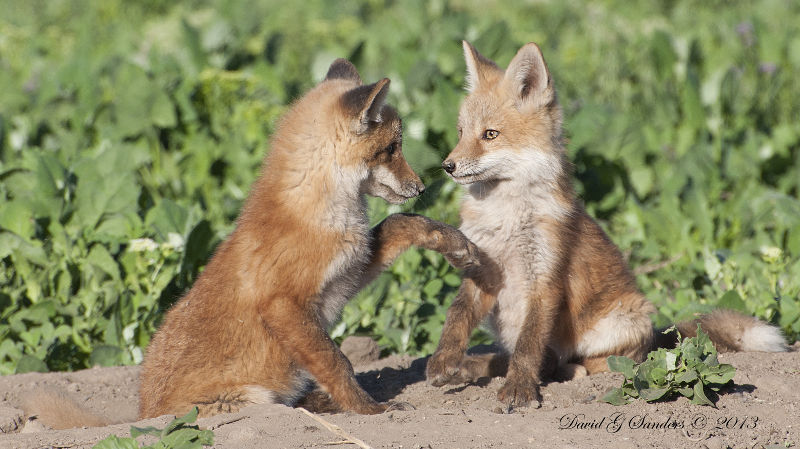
[385, 400, 416, 411]
[427, 227, 481, 271]
[354, 400, 387, 415]
[497, 378, 542, 410]
[426, 351, 466, 387]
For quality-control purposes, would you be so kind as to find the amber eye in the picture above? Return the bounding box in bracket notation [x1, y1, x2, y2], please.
[483, 129, 500, 140]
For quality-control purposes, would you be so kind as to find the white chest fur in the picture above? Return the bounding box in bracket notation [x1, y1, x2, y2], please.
[318, 229, 369, 328]
[460, 181, 568, 351]
[316, 183, 371, 328]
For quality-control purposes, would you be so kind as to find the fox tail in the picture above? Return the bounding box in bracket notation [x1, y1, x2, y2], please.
[654, 309, 788, 353]
[22, 388, 111, 430]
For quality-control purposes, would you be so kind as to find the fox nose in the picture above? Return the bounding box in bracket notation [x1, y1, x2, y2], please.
[405, 180, 425, 196]
[442, 159, 456, 174]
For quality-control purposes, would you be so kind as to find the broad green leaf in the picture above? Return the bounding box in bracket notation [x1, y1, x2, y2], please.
[72, 170, 138, 231]
[676, 369, 698, 384]
[677, 387, 694, 398]
[639, 387, 670, 402]
[600, 388, 630, 406]
[92, 435, 140, 449]
[89, 345, 124, 367]
[155, 427, 214, 448]
[606, 355, 636, 379]
[423, 278, 443, 298]
[650, 31, 676, 80]
[145, 199, 190, 242]
[681, 76, 705, 131]
[717, 290, 747, 313]
[703, 364, 736, 385]
[15, 355, 48, 373]
[86, 245, 121, 282]
[0, 201, 34, 239]
[130, 425, 162, 438]
[161, 407, 200, 437]
[649, 367, 668, 384]
[691, 381, 713, 406]
[442, 273, 462, 287]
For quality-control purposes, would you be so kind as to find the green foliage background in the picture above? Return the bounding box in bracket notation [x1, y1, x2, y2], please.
[1, 0, 799, 374]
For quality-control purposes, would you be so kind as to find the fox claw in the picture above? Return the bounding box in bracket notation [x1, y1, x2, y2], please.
[444, 241, 481, 269]
[385, 400, 416, 411]
[426, 352, 465, 387]
[356, 401, 388, 414]
[497, 379, 542, 410]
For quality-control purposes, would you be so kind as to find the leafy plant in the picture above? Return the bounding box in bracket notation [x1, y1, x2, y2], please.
[602, 326, 736, 406]
[93, 407, 213, 449]
[1, 0, 798, 373]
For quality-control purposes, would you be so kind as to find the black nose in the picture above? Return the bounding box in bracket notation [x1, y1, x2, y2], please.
[442, 160, 456, 173]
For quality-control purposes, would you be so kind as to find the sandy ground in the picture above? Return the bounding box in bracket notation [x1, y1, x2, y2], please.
[0, 339, 798, 449]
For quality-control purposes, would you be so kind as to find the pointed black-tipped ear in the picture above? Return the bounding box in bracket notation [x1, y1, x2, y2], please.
[341, 78, 391, 134]
[325, 58, 362, 84]
[503, 43, 553, 104]
[462, 40, 499, 92]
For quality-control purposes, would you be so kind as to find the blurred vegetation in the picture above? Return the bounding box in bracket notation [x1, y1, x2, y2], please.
[1, 0, 798, 374]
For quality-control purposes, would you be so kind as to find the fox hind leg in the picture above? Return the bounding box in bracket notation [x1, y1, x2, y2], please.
[187, 386, 278, 417]
[295, 389, 341, 413]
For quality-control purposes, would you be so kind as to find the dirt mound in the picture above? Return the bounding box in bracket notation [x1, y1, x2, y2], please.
[1, 344, 798, 448]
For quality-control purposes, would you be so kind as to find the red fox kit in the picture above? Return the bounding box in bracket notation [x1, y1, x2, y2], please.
[426, 41, 788, 409]
[133, 59, 490, 419]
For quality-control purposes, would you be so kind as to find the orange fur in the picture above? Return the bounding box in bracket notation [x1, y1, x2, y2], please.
[135, 59, 491, 419]
[427, 41, 787, 409]
[26, 59, 494, 428]
[22, 389, 110, 430]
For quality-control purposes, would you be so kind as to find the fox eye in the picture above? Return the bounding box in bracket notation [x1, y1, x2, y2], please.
[483, 129, 500, 140]
[383, 142, 396, 155]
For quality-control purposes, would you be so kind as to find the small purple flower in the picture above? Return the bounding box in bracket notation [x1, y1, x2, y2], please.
[759, 62, 777, 74]
[736, 21, 755, 47]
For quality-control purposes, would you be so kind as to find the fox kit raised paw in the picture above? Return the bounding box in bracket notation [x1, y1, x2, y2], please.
[426, 41, 788, 410]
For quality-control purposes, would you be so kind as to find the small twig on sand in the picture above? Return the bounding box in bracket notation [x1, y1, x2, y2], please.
[205, 415, 247, 430]
[633, 253, 683, 275]
[297, 408, 372, 449]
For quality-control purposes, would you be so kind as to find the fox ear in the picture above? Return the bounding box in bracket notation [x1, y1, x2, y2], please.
[341, 78, 391, 134]
[325, 58, 362, 84]
[462, 40, 499, 93]
[504, 43, 553, 104]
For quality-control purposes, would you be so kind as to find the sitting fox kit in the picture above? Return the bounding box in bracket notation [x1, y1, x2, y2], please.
[426, 41, 788, 408]
[137, 59, 487, 418]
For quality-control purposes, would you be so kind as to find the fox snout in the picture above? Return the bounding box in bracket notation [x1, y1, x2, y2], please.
[391, 159, 425, 198]
[393, 177, 426, 198]
[442, 159, 456, 174]
[406, 179, 426, 196]
[383, 176, 424, 204]
[366, 162, 425, 204]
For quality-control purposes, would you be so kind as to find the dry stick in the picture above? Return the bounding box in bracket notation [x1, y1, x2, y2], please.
[297, 408, 372, 449]
[205, 415, 248, 430]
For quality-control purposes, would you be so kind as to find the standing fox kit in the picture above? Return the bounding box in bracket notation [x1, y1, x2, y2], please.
[426, 41, 788, 408]
[136, 59, 488, 419]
